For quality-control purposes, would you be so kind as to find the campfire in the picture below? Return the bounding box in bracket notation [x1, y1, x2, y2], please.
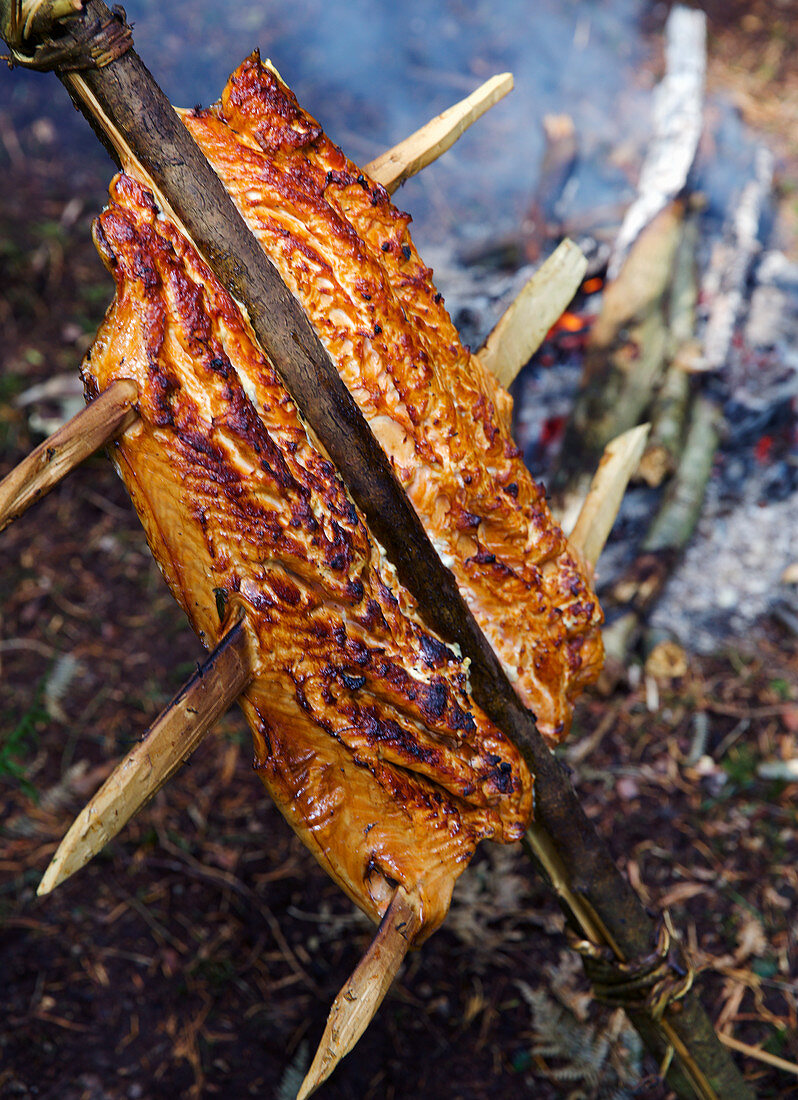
[1, 2, 795, 1097]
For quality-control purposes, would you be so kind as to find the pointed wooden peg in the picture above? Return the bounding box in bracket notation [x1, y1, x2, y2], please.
[297, 886, 421, 1099]
[567, 423, 651, 569]
[365, 73, 513, 193]
[37, 619, 253, 896]
[0, 378, 139, 533]
[478, 239, 588, 388]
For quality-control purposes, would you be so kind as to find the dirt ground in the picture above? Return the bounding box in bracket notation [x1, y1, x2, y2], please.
[1, 5, 797, 1099]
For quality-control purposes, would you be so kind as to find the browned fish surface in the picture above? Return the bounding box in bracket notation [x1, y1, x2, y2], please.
[84, 172, 532, 938]
[179, 54, 604, 744]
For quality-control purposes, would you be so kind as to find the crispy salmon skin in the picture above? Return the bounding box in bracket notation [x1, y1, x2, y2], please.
[85, 171, 531, 937]
[180, 54, 604, 745]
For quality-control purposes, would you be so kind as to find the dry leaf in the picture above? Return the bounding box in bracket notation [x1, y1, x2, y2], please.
[734, 912, 768, 963]
[659, 881, 713, 908]
[645, 640, 688, 680]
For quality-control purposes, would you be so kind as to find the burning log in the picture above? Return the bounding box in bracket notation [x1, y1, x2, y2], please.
[637, 363, 690, 487]
[553, 3, 707, 511]
[608, 5, 706, 278]
[643, 396, 722, 559]
[603, 395, 722, 666]
[637, 212, 698, 487]
[0, 4, 754, 1098]
[701, 147, 774, 372]
[553, 198, 684, 524]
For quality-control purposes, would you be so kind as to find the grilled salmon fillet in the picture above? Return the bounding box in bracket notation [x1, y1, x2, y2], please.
[178, 54, 604, 744]
[83, 56, 604, 936]
[84, 172, 532, 937]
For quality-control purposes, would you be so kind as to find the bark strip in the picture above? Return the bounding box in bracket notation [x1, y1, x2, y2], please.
[0, 5, 753, 1097]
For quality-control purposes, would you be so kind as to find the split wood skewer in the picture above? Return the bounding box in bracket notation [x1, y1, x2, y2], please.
[0, 378, 138, 532]
[297, 887, 421, 1100]
[478, 238, 588, 387]
[365, 71, 513, 193]
[37, 619, 253, 895]
[568, 423, 651, 570]
[1, 5, 753, 1099]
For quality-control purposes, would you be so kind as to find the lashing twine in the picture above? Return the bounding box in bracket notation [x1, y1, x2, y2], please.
[2, 0, 132, 71]
[568, 911, 695, 1022]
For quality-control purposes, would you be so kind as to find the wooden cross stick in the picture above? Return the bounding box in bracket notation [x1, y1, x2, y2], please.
[0, 5, 752, 1098]
[478, 238, 588, 388]
[365, 72, 513, 193]
[568, 423, 651, 570]
[0, 378, 138, 532]
[37, 619, 253, 895]
[297, 886, 422, 1099]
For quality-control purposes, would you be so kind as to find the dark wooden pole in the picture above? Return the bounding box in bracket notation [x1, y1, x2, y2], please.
[0, 4, 753, 1097]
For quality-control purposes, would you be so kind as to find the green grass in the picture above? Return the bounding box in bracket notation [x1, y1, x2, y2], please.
[0, 679, 48, 799]
[769, 677, 792, 701]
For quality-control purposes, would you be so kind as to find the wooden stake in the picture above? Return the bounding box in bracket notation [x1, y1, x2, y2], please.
[568, 424, 651, 569]
[365, 73, 513, 193]
[297, 887, 421, 1099]
[0, 378, 138, 532]
[478, 238, 587, 388]
[37, 620, 252, 895]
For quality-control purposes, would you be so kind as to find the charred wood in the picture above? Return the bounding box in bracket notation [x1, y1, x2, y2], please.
[603, 395, 722, 666]
[638, 212, 699, 486]
[701, 147, 773, 372]
[553, 200, 684, 520]
[609, 5, 706, 277]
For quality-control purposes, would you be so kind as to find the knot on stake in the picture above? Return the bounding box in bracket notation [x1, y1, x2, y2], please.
[2, 0, 132, 72]
[568, 914, 694, 1022]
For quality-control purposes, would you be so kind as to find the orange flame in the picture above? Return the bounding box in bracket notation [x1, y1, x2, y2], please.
[556, 311, 584, 332]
